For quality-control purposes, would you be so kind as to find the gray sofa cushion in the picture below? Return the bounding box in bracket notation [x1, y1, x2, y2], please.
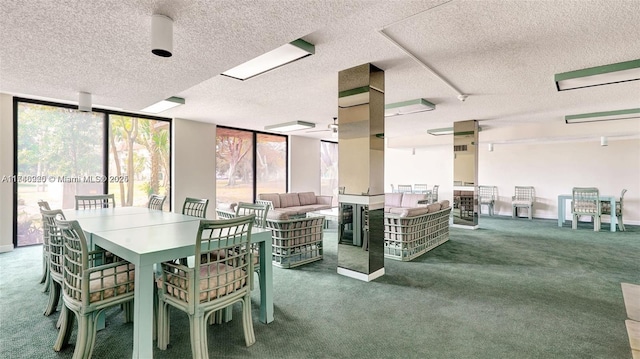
[279, 193, 301, 208]
[440, 200, 450, 209]
[259, 193, 281, 208]
[385, 193, 403, 207]
[298, 192, 317, 206]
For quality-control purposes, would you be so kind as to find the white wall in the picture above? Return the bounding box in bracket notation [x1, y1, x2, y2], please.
[288, 135, 321, 194]
[385, 138, 640, 225]
[172, 119, 217, 219]
[0, 94, 14, 252]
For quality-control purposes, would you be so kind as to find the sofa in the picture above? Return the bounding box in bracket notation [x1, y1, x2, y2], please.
[383, 199, 451, 261]
[384, 192, 429, 214]
[257, 192, 332, 218]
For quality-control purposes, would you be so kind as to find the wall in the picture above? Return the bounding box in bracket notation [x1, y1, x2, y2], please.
[385, 137, 640, 225]
[288, 135, 321, 194]
[0, 94, 14, 252]
[172, 119, 217, 219]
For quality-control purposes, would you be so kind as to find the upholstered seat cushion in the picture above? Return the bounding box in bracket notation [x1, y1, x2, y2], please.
[87, 264, 135, 303]
[401, 193, 427, 208]
[164, 263, 246, 303]
[440, 200, 450, 209]
[298, 192, 317, 206]
[385, 193, 403, 207]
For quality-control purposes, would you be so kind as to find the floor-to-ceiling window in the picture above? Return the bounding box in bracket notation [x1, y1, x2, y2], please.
[14, 98, 171, 247]
[216, 126, 287, 206]
[320, 140, 338, 206]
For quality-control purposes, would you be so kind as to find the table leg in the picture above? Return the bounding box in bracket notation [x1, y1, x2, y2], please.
[259, 238, 274, 323]
[557, 196, 565, 227]
[610, 200, 617, 232]
[132, 263, 154, 358]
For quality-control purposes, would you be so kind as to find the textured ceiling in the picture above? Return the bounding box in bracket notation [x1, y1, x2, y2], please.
[1, 0, 639, 147]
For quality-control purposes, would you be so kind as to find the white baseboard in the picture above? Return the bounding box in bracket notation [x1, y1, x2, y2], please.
[0, 244, 15, 253]
[337, 267, 385, 282]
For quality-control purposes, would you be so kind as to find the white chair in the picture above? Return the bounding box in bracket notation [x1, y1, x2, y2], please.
[157, 215, 256, 358]
[478, 186, 498, 216]
[601, 189, 627, 231]
[182, 197, 209, 218]
[512, 186, 535, 220]
[397, 184, 412, 193]
[571, 187, 601, 231]
[427, 185, 440, 203]
[41, 208, 65, 317]
[148, 194, 166, 210]
[75, 194, 115, 210]
[413, 184, 429, 194]
[38, 200, 51, 291]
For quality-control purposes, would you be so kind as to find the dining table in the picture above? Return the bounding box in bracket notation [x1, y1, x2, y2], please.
[64, 207, 274, 359]
[556, 194, 618, 232]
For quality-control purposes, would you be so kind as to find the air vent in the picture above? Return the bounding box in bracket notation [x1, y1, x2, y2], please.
[454, 145, 468, 152]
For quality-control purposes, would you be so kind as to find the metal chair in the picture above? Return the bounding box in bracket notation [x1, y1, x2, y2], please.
[512, 186, 535, 220]
[478, 186, 498, 216]
[54, 219, 135, 358]
[601, 189, 627, 231]
[182, 197, 209, 218]
[571, 187, 601, 231]
[397, 184, 412, 193]
[148, 194, 166, 210]
[157, 215, 256, 358]
[75, 194, 115, 210]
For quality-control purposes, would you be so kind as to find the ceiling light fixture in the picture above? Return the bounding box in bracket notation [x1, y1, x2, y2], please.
[385, 98, 435, 117]
[427, 126, 483, 136]
[140, 96, 185, 113]
[565, 108, 640, 124]
[222, 39, 315, 81]
[151, 14, 173, 57]
[78, 92, 92, 112]
[265, 120, 315, 133]
[555, 59, 640, 91]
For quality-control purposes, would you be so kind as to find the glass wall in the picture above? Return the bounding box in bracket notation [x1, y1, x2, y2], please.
[216, 126, 287, 206]
[320, 140, 338, 206]
[14, 98, 171, 247]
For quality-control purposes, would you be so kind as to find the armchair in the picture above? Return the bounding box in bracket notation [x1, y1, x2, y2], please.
[512, 186, 535, 220]
[572, 187, 601, 231]
[478, 185, 498, 216]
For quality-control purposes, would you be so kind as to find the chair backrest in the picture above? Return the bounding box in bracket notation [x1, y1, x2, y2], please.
[478, 186, 497, 202]
[182, 197, 209, 218]
[513, 186, 535, 202]
[397, 184, 412, 193]
[75, 194, 115, 210]
[41, 209, 66, 278]
[413, 184, 428, 193]
[38, 200, 52, 245]
[38, 200, 51, 211]
[255, 199, 273, 211]
[235, 202, 269, 228]
[572, 187, 600, 214]
[431, 185, 439, 201]
[148, 194, 166, 210]
[194, 215, 254, 303]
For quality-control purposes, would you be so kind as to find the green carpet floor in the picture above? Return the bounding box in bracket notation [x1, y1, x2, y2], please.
[1, 216, 638, 358]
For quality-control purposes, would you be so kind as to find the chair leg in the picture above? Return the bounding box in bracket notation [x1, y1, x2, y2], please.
[618, 214, 625, 231]
[242, 295, 256, 346]
[157, 301, 170, 350]
[572, 214, 578, 229]
[44, 280, 61, 316]
[72, 313, 98, 359]
[40, 255, 48, 284]
[594, 215, 601, 232]
[528, 206, 532, 220]
[512, 206, 516, 219]
[188, 314, 206, 359]
[54, 304, 73, 352]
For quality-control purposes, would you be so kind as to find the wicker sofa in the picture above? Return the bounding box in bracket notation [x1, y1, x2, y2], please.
[257, 192, 332, 218]
[383, 200, 451, 261]
[265, 213, 325, 268]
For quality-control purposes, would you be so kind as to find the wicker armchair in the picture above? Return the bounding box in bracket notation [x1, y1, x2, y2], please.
[74, 194, 115, 210]
[148, 194, 166, 210]
[38, 200, 51, 290]
[478, 186, 498, 216]
[601, 189, 627, 231]
[571, 187, 601, 231]
[266, 215, 324, 268]
[41, 208, 65, 317]
[512, 186, 535, 220]
[54, 219, 135, 358]
[157, 216, 256, 358]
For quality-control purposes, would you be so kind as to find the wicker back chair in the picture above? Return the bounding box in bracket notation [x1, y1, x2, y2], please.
[41, 208, 66, 317]
[397, 184, 412, 193]
[413, 184, 429, 194]
[236, 202, 269, 228]
[512, 186, 535, 219]
[427, 185, 440, 203]
[38, 200, 51, 289]
[571, 187, 601, 231]
[54, 219, 135, 358]
[601, 189, 627, 231]
[148, 194, 166, 210]
[182, 197, 209, 218]
[75, 194, 115, 210]
[478, 186, 498, 216]
[157, 215, 256, 358]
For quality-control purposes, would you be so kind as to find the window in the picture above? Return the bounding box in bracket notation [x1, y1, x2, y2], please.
[320, 140, 338, 206]
[14, 98, 171, 247]
[216, 127, 287, 206]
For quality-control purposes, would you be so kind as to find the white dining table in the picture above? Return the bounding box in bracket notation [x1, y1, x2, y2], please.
[65, 208, 274, 359]
[556, 194, 617, 232]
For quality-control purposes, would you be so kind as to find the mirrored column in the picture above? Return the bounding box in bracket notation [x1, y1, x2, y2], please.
[452, 120, 479, 229]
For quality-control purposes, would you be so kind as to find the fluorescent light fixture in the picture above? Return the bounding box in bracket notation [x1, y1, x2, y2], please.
[427, 127, 453, 136]
[222, 39, 315, 81]
[338, 86, 370, 108]
[140, 96, 185, 113]
[265, 121, 315, 133]
[78, 92, 92, 112]
[555, 59, 640, 91]
[565, 108, 640, 124]
[385, 98, 435, 117]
